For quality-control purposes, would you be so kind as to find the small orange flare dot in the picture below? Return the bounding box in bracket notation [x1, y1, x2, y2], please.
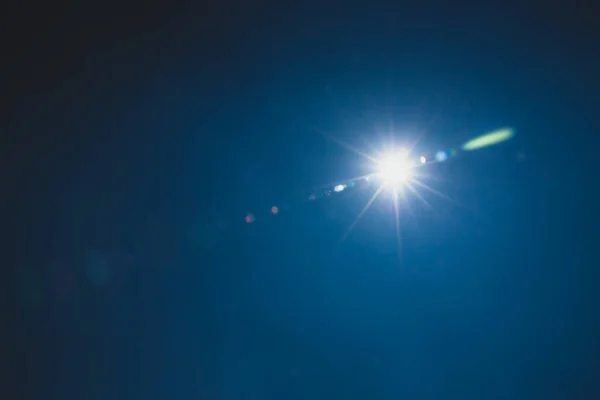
[271, 206, 279, 214]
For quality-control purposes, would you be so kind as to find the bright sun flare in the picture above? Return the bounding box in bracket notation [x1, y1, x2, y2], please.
[378, 151, 412, 185]
[313, 127, 450, 265]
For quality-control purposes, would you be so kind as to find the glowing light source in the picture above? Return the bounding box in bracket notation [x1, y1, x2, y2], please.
[378, 150, 412, 184]
[240, 126, 513, 263]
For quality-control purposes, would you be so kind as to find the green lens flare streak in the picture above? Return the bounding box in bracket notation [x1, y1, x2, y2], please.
[461, 128, 515, 151]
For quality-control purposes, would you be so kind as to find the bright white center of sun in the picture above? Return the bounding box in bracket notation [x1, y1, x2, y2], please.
[379, 152, 412, 184]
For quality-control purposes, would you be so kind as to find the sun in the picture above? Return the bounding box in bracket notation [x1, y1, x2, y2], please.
[337, 145, 429, 251]
[377, 149, 413, 185]
[312, 126, 449, 264]
[330, 143, 442, 266]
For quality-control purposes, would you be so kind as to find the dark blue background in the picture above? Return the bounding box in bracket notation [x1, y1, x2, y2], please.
[8, 2, 598, 399]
